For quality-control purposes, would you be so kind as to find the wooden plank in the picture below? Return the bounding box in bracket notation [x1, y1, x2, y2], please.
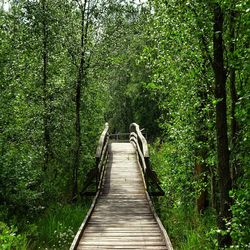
[77, 247, 167, 250]
[81, 236, 164, 241]
[78, 246, 167, 250]
[90, 218, 155, 221]
[97, 197, 147, 201]
[88, 222, 158, 225]
[92, 212, 152, 215]
[79, 241, 166, 246]
[86, 224, 159, 228]
[84, 227, 161, 231]
[91, 212, 153, 216]
[84, 231, 162, 234]
[96, 203, 148, 206]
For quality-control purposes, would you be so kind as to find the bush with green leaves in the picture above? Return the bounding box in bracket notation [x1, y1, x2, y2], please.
[33, 202, 90, 249]
[0, 222, 28, 250]
[230, 182, 250, 249]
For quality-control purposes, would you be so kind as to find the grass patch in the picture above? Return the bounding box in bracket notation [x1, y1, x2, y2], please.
[29, 200, 91, 250]
[154, 198, 217, 250]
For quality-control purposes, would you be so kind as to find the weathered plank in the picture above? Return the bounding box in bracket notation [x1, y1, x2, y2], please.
[77, 247, 167, 250]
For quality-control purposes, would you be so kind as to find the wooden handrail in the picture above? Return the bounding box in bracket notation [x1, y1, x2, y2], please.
[129, 123, 173, 249]
[80, 123, 109, 196]
[130, 123, 149, 157]
[70, 123, 109, 250]
[96, 123, 109, 190]
[96, 122, 109, 158]
[129, 123, 164, 196]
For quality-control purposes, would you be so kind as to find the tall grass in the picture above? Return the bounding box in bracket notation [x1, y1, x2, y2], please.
[30, 201, 91, 250]
[154, 198, 217, 249]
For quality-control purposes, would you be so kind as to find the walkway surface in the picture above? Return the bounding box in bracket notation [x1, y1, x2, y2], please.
[77, 142, 168, 249]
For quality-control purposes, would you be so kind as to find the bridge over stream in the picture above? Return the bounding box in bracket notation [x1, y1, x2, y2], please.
[70, 123, 173, 250]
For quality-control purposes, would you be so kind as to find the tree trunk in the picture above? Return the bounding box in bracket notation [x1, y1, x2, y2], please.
[195, 163, 209, 213]
[72, 75, 82, 202]
[72, 2, 88, 202]
[209, 166, 217, 210]
[229, 8, 239, 184]
[195, 81, 209, 213]
[213, 3, 232, 247]
[197, 33, 217, 212]
[42, 0, 50, 171]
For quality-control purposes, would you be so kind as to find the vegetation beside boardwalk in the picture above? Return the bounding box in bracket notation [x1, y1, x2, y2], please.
[1, 0, 249, 249]
[0, 202, 90, 250]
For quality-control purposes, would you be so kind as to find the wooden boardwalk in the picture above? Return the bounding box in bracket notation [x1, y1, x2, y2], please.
[74, 142, 172, 249]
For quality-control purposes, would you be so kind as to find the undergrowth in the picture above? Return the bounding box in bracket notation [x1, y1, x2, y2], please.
[149, 141, 218, 249]
[0, 222, 28, 250]
[0, 201, 91, 250]
[153, 198, 217, 249]
[31, 201, 91, 249]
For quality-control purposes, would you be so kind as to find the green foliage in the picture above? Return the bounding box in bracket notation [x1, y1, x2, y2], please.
[0, 222, 28, 250]
[230, 179, 250, 249]
[230, 116, 250, 248]
[91, 1, 160, 135]
[0, 0, 107, 247]
[150, 141, 216, 249]
[150, 141, 192, 205]
[0, 202, 90, 250]
[0, 0, 249, 249]
[31, 202, 90, 249]
[142, 0, 249, 248]
[153, 197, 217, 250]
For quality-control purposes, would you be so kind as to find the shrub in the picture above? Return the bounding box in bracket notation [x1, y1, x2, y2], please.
[0, 221, 28, 250]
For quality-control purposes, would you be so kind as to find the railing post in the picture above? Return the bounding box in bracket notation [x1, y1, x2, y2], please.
[129, 122, 164, 196]
[95, 122, 109, 192]
[145, 157, 150, 192]
[95, 157, 100, 191]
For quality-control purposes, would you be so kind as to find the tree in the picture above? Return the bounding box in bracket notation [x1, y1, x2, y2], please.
[213, 3, 232, 247]
[41, 0, 51, 171]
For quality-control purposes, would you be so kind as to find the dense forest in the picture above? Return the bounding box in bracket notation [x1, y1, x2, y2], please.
[0, 0, 249, 249]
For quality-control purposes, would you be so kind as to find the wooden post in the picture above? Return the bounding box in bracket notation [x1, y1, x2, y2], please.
[213, 4, 232, 247]
[95, 157, 100, 192]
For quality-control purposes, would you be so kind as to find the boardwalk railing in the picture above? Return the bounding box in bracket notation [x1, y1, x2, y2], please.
[70, 123, 110, 249]
[80, 123, 109, 196]
[71, 122, 173, 250]
[130, 123, 173, 249]
[129, 123, 164, 196]
[109, 132, 147, 141]
[81, 122, 163, 196]
[109, 132, 130, 141]
[95, 122, 109, 191]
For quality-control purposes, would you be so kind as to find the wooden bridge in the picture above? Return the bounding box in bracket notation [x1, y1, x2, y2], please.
[70, 123, 173, 250]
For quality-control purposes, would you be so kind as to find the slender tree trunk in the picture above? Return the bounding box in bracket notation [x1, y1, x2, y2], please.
[42, 0, 50, 171]
[229, 8, 239, 184]
[213, 3, 232, 247]
[195, 79, 209, 213]
[195, 163, 209, 213]
[196, 24, 218, 212]
[72, 81, 81, 202]
[72, 2, 88, 202]
[210, 167, 217, 209]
